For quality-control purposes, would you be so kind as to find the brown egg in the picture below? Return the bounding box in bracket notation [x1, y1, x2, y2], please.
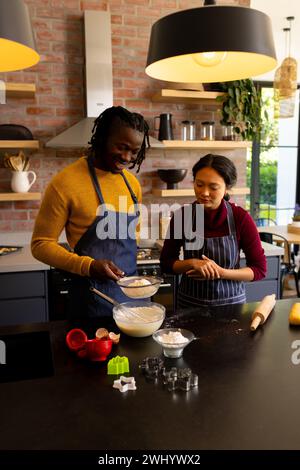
[95, 327, 109, 340]
[109, 332, 121, 344]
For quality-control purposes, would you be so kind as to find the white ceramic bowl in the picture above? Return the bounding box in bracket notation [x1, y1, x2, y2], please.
[113, 301, 165, 338]
[152, 328, 195, 358]
[117, 276, 163, 299]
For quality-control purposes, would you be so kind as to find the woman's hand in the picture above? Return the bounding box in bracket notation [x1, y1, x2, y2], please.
[89, 259, 124, 281]
[186, 255, 223, 280]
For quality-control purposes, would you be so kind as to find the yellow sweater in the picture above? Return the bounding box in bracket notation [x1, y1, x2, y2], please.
[31, 157, 142, 276]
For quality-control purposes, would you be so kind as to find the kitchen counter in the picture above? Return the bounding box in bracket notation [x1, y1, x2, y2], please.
[0, 245, 49, 272]
[0, 231, 67, 273]
[0, 298, 299, 452]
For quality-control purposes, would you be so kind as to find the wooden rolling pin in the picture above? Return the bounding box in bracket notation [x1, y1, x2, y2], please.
[250, 294, 276, 331]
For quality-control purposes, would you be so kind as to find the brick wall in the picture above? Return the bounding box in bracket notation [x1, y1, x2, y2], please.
[0, 0, 250, 233]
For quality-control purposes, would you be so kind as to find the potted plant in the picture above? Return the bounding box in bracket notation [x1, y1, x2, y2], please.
[216, 79, 264, 141]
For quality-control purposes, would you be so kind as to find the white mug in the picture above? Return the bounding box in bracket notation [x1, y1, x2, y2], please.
[11, 170, 37, 193]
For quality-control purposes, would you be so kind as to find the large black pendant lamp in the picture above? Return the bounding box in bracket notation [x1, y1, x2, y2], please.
[146, 0, 277, 83]
[0, 0, 40, 72]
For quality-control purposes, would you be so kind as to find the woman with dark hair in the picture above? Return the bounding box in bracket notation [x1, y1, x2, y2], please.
[160, 154, 266, 307]
[32, 106, 150, 317]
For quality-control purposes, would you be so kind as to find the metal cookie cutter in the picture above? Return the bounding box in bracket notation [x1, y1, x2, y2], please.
[139, 356, 165, 379]
[162, 367, 198, 392]
[113, 375, 136, 393]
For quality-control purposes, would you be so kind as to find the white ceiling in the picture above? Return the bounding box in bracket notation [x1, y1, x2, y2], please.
[251, 0, 300, 81]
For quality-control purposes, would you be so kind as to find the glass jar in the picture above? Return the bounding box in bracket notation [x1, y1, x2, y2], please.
[181, 120, 196, 140]
[200, 121, 215, 140]
[188, 121, 196, 140]
[181, 120, 189, 141]
[222, 124, 235, 141]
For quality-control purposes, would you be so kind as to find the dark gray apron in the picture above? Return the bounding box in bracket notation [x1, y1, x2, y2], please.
[70, 157, 140, 318]
[178, 201, 246, 307]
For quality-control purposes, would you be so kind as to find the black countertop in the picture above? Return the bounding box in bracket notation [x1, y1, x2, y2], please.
[1, 299, 300, 451]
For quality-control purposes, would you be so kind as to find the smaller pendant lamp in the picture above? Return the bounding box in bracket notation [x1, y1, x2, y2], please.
[274, 17, 297, 119]
[146, 0, 277, 83]
[0, 0, 40, 72]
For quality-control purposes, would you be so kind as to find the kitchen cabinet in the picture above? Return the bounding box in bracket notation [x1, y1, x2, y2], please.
[0, 271, 48, 326]
[242, 256, 281, 301]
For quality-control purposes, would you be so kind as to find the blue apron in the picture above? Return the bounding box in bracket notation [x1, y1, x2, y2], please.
[70, 157, 140, 318]
[178, 201, 246, 307]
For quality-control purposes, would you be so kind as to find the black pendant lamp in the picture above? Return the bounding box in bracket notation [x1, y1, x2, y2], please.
[146, 0, 277, 83]
[0, 0, 40, 72]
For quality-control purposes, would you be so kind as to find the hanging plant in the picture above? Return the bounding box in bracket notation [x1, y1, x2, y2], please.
[216, 79, 265, 141]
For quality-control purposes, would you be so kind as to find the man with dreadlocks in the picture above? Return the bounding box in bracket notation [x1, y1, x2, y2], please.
[32, 106, 150, 317]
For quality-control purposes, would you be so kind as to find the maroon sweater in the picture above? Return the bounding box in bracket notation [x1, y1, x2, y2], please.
[160, 199, 267, 281]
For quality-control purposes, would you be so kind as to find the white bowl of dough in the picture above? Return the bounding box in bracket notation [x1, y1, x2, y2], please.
[117, 276, 163, 299]
[112, 301, 165, 337]
[152, 328, 195, 358]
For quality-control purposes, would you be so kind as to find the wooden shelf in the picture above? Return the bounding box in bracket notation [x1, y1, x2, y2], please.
[0, 192, 41, 202]
[2, 83, 36, 99]
[161, 140, 251, 150]
[153, 188, 250, 198]
[152, 89, 225, 104]
[0, 140, 39, 150]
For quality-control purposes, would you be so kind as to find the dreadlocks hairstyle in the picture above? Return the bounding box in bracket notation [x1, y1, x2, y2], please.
[88, 106, 150, 173]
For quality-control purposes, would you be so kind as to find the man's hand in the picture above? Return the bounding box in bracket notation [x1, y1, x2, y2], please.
[89, 259, 124, 281]
[186, 255, 223, 280]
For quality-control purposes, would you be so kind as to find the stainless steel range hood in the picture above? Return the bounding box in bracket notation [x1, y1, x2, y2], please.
[46, 10, 162, 150]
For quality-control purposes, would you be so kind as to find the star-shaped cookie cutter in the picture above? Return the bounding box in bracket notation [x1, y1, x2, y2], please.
[112, 375, 137, 393]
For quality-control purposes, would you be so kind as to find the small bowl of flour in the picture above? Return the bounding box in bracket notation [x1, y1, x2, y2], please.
[152, 328, 195, 358]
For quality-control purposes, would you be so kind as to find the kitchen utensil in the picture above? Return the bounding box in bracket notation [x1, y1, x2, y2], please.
[250, 294, 276, 331]
[154, 113, 174, 140]
[23, 157, 30, 171]
[11, 155, 23, 171]
[117, 275, 163, 299]
[11, 170, 36, 193]
[4, 152, 30, 171]
[66, 328, 87, 351]
[113, 301, 165, 337]
[90, 286, 146, 321]
[157, 169, 187, 189]
[0, 124, 34, 140]
[65, 328, 112, 361]
[84, 338, 113, 361]
[152, 328, 195, 358]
